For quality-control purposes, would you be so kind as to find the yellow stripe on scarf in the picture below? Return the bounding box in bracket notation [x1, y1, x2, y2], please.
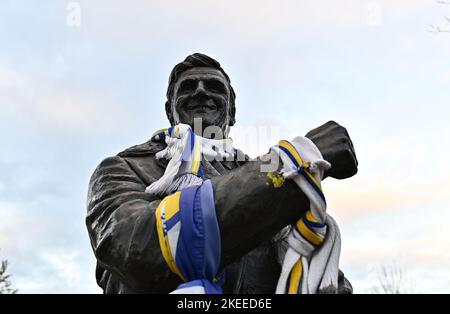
[306, 210, 318, 223]
[173, 125, 180, 138]
[279, 140, 304, 166]
[278, 140, 324, 191]
[288, 260, 303, 294]
[155, 193, 186, 282]
[190, 136, 201, 175]
[297, 219, 325, 246]
[164, 191, 181, 221]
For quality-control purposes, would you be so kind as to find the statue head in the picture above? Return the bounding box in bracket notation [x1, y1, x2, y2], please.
[165, 53, 236, 137]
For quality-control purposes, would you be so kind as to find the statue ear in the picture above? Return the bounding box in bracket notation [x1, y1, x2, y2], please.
[228, 105, 236, 126]
[165, 101, 175, 125]
[228, 86, 236, 126]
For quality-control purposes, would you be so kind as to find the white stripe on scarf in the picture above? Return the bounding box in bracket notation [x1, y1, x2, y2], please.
[145, 124, 235, 197]
[272, 136, 342, 294]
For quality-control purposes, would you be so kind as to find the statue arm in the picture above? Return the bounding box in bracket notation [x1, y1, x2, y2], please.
[85, 151, 310, 293]
[85, 121, 357, 291]
[214, 120, 358, 267]
[212, 150, 309, 267]
[86, 156, 178, 293]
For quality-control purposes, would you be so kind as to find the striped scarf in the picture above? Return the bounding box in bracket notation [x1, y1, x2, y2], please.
[145, 124, 234, 197]
[272, 137, 342, 294]
[149, 125, 341, 294]
[155, 180, 222, 293]
[148, 124, 233, 293]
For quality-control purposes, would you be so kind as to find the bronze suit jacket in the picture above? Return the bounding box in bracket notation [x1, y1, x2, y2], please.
[86, 139, 352, 294]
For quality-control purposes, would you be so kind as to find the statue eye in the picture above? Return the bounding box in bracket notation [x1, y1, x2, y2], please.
[205, 79, 227, 94]
[178, 79, 197, 93]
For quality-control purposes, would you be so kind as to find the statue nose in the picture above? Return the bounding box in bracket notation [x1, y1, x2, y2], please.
[193, 81, 207, 95]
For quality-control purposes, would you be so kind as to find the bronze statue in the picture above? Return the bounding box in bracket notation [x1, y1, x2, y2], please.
[86, 53, 358, 294]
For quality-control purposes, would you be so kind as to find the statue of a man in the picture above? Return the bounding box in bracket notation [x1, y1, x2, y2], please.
[86, 53, 358, 294]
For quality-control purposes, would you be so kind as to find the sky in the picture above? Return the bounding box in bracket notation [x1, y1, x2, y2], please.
[0, 0, 449, 293]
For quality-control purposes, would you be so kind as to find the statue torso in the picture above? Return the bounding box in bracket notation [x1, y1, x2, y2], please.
[94, 139, 285, 294]
[94, 139, 351, 294]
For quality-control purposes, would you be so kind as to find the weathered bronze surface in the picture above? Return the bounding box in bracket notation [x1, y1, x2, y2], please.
[86, 53, 357, 294]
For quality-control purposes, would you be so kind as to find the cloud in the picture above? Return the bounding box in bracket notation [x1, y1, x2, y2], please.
[337, 206, 450, 293]
[316, 125, 450, 293]
[327, 174, 450, 222]
[341, 231, 450, 293]
[11, 249, 100, 294]
[0, 202, 50, 255]
[0, 200, 100, 293]
[0, 64, 130, 134]
[1, 0, 449, 294]
[79, 0, 431, 42]
[39, 250, 91, 291]
[322, 121, 450, 220]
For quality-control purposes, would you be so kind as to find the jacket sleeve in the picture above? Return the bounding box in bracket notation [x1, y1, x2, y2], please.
[212, 150, 311, 267]
[86, 155, 179, 293]
[86, 151, 311, 291]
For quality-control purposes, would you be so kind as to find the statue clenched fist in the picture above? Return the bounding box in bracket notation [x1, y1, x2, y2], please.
[306, 120, 358, 180]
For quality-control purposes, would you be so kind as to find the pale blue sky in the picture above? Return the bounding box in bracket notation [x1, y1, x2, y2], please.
[1, 0, 449, 293]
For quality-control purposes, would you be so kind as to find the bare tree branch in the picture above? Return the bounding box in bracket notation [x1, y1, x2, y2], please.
[428, 0, 450, 34]
[0, 252, 18, 294]
[368, 264, 416, 294]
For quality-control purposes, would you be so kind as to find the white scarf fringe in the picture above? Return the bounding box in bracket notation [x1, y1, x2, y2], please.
[145, 124, 235, 197]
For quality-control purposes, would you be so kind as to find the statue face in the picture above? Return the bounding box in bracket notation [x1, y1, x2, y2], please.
[171, 68, 231, 136]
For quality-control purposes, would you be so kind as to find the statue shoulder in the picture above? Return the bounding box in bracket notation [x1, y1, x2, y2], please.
[87, 139, 166, 202]
[88, 139, 165, 188]
[117, 139, 166, 158]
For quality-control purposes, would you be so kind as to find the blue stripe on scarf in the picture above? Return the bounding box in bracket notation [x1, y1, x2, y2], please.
[165, 212, 180, 231]
[175, 185, 198, 280]
[177, 279, 222, 294]
[180, 129, 195, 163]
[302, 215, 326, 229]
[278, 145, 300, 168]
[199, 180, 221, 280]
[174, 180, 222, 292]
[277, 144, 327, 205]
[297, 167, 327, 204]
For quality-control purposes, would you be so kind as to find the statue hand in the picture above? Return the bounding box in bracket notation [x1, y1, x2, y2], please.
[305, 121, 358, 179]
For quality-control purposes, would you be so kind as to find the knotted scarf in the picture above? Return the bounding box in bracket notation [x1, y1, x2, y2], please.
[272, 137, 342, 294]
